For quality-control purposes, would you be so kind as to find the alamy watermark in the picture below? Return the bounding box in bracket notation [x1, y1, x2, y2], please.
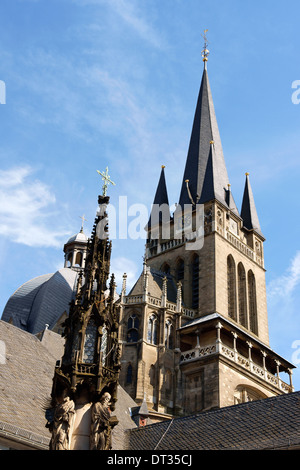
[95, 198, 205, 251]
[0, 80, 6, 104]
[292, 340, 300, 365]
[291, 80, 300, 104]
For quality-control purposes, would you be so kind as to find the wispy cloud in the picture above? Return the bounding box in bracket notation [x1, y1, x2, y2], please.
[70, 0, 166, 49]
[0, 166, 69, 248]
[108, 0, 166, 49]
[110, 256, 138, 292]
[267, 251, 300, 300]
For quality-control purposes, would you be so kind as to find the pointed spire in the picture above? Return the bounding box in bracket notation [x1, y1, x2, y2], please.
[178, 64, 229, 208]
[241, 173, 264, 238]
[225, 184, 240, 217]
[199, 140, 226, 204]
[148, 165, 170, 229]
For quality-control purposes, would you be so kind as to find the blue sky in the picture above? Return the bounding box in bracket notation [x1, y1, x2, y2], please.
[0, 0, 300, 391]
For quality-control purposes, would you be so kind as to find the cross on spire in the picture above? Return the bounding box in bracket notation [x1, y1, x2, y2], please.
[96, 166, 115, 196]
[79, 214, 87, 232]
[201, 29, 210, 64]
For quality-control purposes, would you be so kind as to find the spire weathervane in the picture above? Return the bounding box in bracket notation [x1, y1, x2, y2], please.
[201, 29, 209, 64]
[97, 166, 115, 196]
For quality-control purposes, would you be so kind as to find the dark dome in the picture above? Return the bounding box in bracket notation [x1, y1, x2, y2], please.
[1, 268, 78, 334]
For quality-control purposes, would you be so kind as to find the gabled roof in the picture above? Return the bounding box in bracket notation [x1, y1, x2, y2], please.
[126, 390, 300, 450]
[178, 65, 229, 208]
[128, 267, 177, 304]
[241, 173, 264, 238]
[225, 184, 240, 217]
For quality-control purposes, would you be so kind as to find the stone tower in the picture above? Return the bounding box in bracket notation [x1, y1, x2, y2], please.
[118, 47, 294, 420]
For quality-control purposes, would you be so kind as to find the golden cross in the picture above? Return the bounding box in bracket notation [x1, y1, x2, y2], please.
[96, 166, 115, 196]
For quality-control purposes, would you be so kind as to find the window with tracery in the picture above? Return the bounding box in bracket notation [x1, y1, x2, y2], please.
[234, 385, 266, 404]
[82, 318, 97, 363]
[165, 320, 174, 349]
[127, 314, 139, 343]
[147, 314, 158, 345]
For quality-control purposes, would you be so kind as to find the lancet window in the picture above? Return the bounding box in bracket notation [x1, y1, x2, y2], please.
[127, 314, 139, 343]
[165, 320, 174, 349]
[227, 255, 237, 321]
[148, 314, 158, 345]
[248, 270, 258, 335]
[238, 263, 248, 328]
[82, 318, 97, 364]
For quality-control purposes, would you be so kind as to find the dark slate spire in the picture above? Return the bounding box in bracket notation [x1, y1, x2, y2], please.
[148, 165, 170, 228]
[199, 140, 225, 204]
[241, 173, 264, 238]
[225, 184, 240, 217]
[178, 64, 229, 208]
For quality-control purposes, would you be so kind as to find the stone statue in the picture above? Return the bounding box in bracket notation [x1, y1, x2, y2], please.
[49, 396, 75, 450]
[90, 392, 112, 450]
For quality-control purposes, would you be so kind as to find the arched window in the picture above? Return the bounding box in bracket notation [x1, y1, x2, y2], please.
[227, 255, 237, 321]
[148, 314, 158, 345]
[165, 320, 174, 349]
[75, 251, 83, 267]
[248, 270, 258, 335]
[66, 252, 72, 268]
[238, 263, 248, 328]
[127, 314, 139, 343]
[192, 255, 199, 309]
[234, 385, 267, 404]
[161, 262, 170, 274]
[126, 364, 133, 384]
[82, 318, 97, 364]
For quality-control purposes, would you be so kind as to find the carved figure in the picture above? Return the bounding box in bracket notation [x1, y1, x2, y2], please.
[49, 396, 75, 450]
[90, 392, 112, 450]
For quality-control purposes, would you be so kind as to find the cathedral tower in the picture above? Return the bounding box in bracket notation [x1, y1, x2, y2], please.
[118, 37, 294, 418]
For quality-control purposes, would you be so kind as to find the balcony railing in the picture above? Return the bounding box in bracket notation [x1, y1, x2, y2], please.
[180, 342, 293, 394]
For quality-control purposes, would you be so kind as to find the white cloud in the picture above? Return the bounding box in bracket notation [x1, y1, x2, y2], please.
[0, 166, 69, 248]
[70, 0, 166, 49]
[110, 256, 138, 292]
[108, 0, 166, 49]
[267, 251, 300, 300]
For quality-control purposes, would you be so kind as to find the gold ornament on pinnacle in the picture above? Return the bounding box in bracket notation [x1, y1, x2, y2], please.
[201, 29, 210, 62]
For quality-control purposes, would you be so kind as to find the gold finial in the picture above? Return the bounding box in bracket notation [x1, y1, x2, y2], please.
[245, 172, 250, 176]
[161, 165, 165, 169]
[185, 179, 189, 183]
[210, 140, 214, 144]
[227, 183, 231, 188]
[201, 29, 209, 63]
